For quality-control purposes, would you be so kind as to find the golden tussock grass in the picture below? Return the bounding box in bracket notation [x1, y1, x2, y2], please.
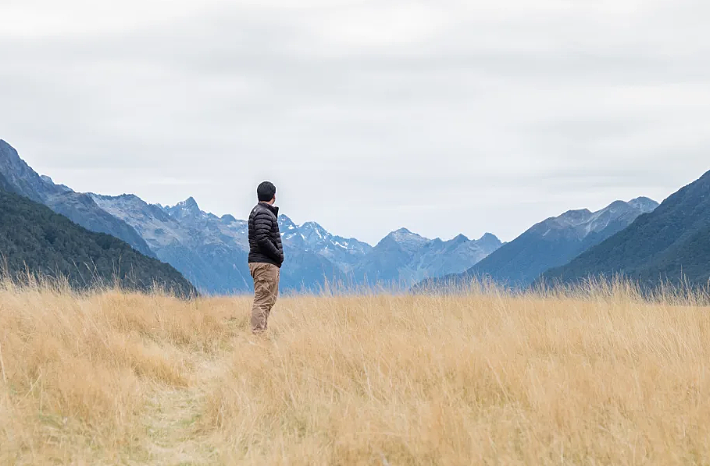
[1, 279, 710, 465]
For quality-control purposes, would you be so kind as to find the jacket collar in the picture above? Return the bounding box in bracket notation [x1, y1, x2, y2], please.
[258, 202, 279, 216]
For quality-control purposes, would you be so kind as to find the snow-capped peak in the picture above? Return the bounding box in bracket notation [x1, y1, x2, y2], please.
[301, 222, 330, 241]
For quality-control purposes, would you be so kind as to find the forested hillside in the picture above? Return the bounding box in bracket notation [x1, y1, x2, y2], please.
[0, 187, 196, 296]
[542, 171, 710, 288]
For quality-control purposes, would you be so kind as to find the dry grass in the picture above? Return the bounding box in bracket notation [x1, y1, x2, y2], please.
[1, 280, 710, 465]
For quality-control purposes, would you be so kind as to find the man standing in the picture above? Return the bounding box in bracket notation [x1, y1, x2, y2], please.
[248, 181, 284, 334]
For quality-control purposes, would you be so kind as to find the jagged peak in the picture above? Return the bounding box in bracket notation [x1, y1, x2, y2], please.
[558, 208, 593, 219]
[164, 196, 205, 220]
[179, 196, 199, 209]
[118, 193, 142, 201]
[300, 221, 332, 238]
[278, 214, 296, 225]
[92, 193, 140, 202]
[476, 233, 502, 246]
[386, 227, 429, 243]
[594, 197, 658, 217]
[629, 196, 656, 204]
[628, 196, 659, 213]
[0, 140, 27, 165]
[591, 200, 634, 218]
[302, 221, 326, 231]
[449, 233, 470, 244]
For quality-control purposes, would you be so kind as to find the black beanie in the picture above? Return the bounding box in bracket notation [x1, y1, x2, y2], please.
[257, 181, 277, 202]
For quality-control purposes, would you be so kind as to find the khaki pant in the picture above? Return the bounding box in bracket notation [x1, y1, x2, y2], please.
[249, 263, 280, 334]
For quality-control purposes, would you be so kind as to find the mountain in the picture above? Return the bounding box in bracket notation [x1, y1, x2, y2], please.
[0, 186, 196, 296]
[88, 195, 498, 292]
[0, 140, 155, 257]
[417, 197, 658, 290]
[0, 139, 503, 294]
[280, 217, 373, 271]
[0, 171, 15, 193]
[276, 216, 368, 290]
[353, 228, 502, 287]
[414, 233, 503, 279]
[91, 194, 253, 294]
[542, 172, 710, 288]
[92, 195, 348, 293]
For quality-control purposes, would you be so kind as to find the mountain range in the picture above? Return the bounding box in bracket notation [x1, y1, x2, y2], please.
[542, 171, 710, 288]
[356, 228, 502, 287]
[416, 197, 659, 290]
[0, 175, 195, 296]
[3, 138, 709, 294]
[0, 140, 501, 293]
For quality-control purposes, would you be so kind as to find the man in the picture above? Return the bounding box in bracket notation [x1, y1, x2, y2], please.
[248, 181, 284, 334]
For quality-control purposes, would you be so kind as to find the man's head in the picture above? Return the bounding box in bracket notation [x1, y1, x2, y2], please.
[257, 181, 277, 204]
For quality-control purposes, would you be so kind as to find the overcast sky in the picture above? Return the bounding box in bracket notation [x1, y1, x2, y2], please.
[1, 0, 709, 244]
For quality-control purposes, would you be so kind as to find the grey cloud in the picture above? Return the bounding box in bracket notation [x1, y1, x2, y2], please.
[1, 0, 709, 243]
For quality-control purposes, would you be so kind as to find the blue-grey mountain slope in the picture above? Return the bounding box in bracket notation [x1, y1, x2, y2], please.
[0, 140, 155, 257]
[93, 195, 349, 293]
[91, 194, 253, 294]
[541, 171, 710, 288]
[279, 217, 372, 272]
[353, 228, 502, 287]
[418, 198, 658, 290]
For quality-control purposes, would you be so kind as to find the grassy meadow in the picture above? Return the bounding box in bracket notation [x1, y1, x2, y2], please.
[1, 279, 710, 465]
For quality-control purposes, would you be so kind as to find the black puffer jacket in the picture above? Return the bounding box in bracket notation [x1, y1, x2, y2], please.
[248, 202, 284, 267]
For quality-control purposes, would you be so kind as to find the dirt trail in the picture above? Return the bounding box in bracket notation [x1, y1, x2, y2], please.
[133, 326, 261, 466]
[138, 359, 220, 466]
[132, 326, 263, 465]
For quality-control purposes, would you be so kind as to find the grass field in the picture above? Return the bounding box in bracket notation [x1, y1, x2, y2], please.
[1, 280, 710, 465]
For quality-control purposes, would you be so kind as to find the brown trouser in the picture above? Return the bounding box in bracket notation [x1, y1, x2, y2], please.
[249, 263, 280, 334]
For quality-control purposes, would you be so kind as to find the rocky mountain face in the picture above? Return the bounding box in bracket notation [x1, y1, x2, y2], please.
[90, 194, 253, 294]
[279, 217, 373, 271]
[542, 172, 710, 288]
[417, 197, 659, 290]
[0, 171, 15, 193]
[0, 139, 501, 294]
[93, 194, 362, 292]
[0, 140, 155, 258]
